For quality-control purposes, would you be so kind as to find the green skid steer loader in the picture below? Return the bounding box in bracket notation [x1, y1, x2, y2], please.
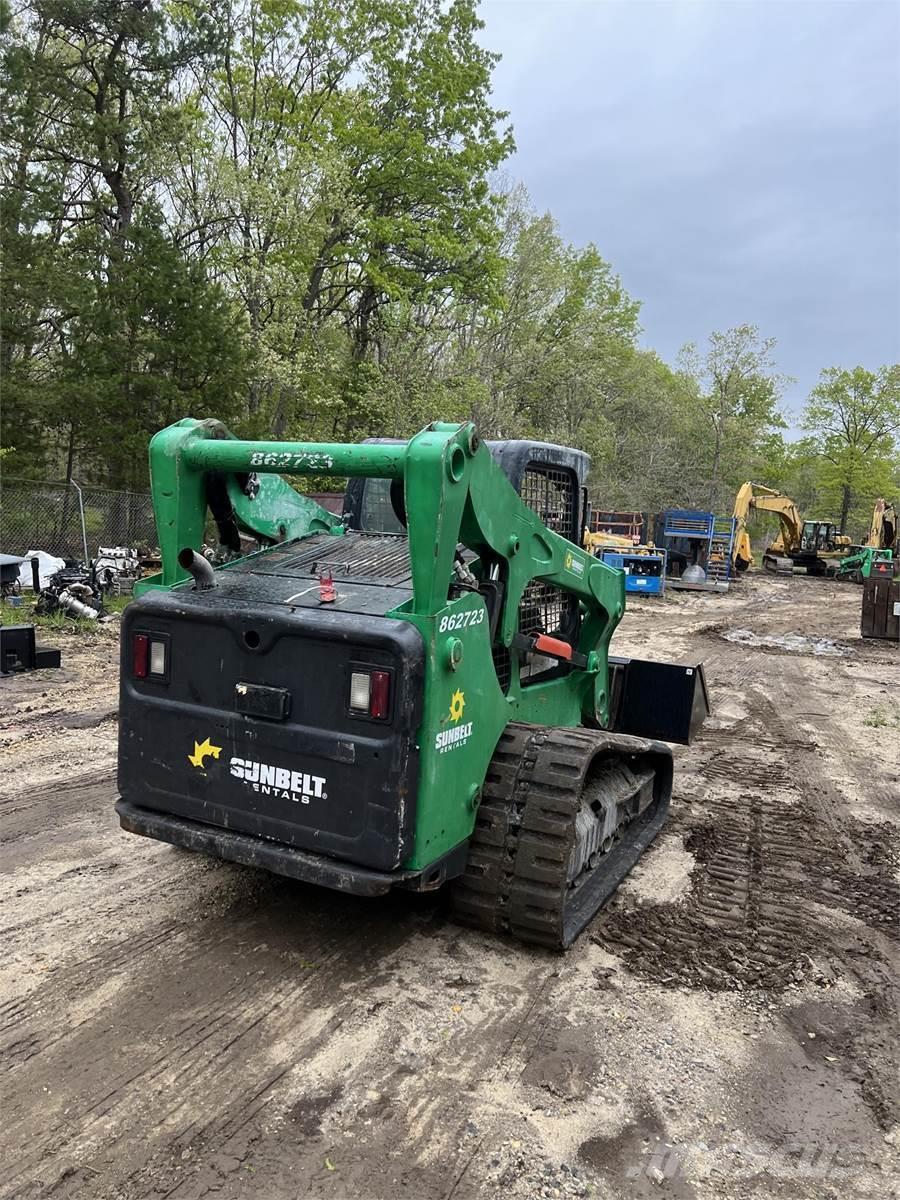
[833, 545, 893, 584]
[116, 420, 708, 948]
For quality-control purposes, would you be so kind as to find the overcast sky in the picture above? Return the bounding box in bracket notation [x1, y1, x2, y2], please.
[479, 0, 900, 426]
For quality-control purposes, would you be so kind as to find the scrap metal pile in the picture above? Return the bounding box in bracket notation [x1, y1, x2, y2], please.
[35, 563, 106, 620]
[28, 547, 142, 620]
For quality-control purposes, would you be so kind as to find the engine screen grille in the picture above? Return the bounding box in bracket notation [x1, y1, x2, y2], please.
[251, 532, 411, 585]
[359, 479, 406, 535]
[492, 644, 512, 694]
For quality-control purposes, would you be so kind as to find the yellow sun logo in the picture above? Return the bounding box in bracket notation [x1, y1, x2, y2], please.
[449, 689, 466, 723]
[188, 737, 222, 769]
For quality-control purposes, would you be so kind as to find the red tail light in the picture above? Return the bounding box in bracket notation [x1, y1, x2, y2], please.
[133, 633, 149, 678]
[369, 670, 391, 719]
[348, 668, 392, 719]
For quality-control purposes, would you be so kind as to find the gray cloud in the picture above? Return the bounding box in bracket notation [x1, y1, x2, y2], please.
[481, 0, 900, 423]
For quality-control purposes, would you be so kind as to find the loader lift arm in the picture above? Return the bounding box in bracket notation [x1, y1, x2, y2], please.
[142, 417, 624, 727]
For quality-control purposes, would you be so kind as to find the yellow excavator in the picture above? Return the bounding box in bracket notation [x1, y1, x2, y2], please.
[732, 483, 851, 576]
[832, 499, 896, 583]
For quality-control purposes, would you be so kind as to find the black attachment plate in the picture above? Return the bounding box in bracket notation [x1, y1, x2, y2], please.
[35, 647, 62, 669]
[1, 624, 35, 673]
[609, 657, 710, 745]
[0, 624, 60, 674]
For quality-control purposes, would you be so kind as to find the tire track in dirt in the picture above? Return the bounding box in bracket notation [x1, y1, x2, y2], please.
[598, 789, 897, 986]
[1, 849, 435, 1198]
[0, 773, 115, 844]
[0, 769, 561, 1200]
[21, 924, 560, 1199]
[594, 637, 900, 1136]
[3, 575, 897, 1200]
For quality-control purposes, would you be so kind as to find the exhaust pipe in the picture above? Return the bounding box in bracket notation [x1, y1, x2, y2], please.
[57, 588, 100, 619]
[178, 548, 217, 590]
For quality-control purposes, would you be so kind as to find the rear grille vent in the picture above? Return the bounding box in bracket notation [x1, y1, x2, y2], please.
[252, 532, 411, 585]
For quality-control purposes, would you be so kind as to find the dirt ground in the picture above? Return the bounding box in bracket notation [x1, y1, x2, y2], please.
[1, 574, 898, 1200]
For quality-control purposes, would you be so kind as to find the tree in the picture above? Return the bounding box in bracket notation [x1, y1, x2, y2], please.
[678, 325, 787, 512]
[4, 0, 854, 526]
[450, 200, 640, 447]
[174, 0, 512, 435]
[0, 0, 233, 481]
[801, 365, 900, 533]
[335, 190, 643, 460]
[588, 348, 708, 511]
[2, 0, 512, 480]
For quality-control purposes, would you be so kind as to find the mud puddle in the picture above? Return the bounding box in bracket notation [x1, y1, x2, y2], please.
[722, 628, 850, 656]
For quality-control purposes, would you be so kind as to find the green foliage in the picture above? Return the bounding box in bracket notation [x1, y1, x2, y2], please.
[799, 366, 900, 534]
[863, 705, 900, 730]
[588, 348, 708, 510]
[173, 0, 513, 437]
[0, 0, 245, 482]
[677, 325, 788, 512]
[2, 0, 895, 535]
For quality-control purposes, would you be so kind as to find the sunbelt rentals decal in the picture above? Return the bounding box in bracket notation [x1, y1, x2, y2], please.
[564, 550, 585, 578]
[188, 737, 327, 804]
[435, 689, 473, 754]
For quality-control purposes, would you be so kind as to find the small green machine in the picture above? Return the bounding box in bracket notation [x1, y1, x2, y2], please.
[834, 545, 894, 583]
[117, 419, 707, 947]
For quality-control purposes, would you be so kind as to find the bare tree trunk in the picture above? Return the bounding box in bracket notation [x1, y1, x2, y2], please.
[708, 423, 722, 513]
[840, 483, 852, 534]
[64, 420, 77, 484]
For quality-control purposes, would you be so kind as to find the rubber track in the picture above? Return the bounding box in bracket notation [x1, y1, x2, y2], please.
[447, 724, 538, 938]
[450, 723, 670, 949]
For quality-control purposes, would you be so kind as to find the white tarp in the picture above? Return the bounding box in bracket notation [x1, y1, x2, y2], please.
[17, 550, 66, 589]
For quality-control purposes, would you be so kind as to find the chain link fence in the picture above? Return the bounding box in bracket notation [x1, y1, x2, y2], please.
[1, 479, 157, 561]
